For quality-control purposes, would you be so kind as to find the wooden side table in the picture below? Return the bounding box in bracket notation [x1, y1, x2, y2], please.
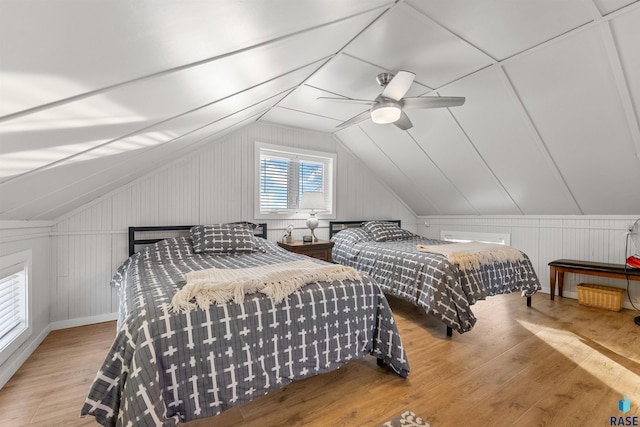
[277, 240, 334, 263]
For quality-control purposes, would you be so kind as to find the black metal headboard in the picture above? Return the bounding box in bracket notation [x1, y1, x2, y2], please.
[128, 223, 268, 256]
[328, 220, 401, 239]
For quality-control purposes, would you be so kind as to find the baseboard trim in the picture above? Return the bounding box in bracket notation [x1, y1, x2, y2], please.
[1, 312, 118, 389]
[0, 325, 51, 389]
[50, 312, 118, 331]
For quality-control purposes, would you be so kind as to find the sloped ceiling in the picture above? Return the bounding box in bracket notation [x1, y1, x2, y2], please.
[1, 1, 639, 220]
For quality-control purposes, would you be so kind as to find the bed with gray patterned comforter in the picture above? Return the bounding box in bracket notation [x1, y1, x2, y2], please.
[81, 236, 409, 426]
[331, 228, 541, 334]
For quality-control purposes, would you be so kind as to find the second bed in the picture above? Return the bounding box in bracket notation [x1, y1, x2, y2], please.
[330, 220, 541, 335]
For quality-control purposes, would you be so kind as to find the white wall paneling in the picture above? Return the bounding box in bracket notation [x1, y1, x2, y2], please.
[50, 122, 415, 324]
[0, 223, 52, 388]
[417, 215, 640, 309]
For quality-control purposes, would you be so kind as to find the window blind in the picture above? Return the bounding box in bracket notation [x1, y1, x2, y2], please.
[259, 148, 331, 214]
[0, 264, 24, 342]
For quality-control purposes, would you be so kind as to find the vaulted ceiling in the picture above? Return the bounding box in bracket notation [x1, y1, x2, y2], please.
[1, 0, 639, 220]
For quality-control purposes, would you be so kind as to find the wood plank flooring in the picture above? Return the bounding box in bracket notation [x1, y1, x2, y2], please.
[1, 293, 639, 426]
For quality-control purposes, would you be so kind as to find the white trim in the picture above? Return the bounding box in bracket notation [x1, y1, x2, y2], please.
[419, 214, 640, 231]
[0, 232, 50, 245]
[49, 230, 126, 237]
[254, 141, 337, 220]
[0, 250, 32, 367]
[1, 312, 118, 389]
[332, 135, 417, 218]
[0, 324, 50, 390]
[0, 221, 54, 230]
[50, 312, 118, 331]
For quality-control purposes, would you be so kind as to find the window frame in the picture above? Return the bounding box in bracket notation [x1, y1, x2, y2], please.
[254, 142, 336, 220]
[0, 249, 32, 366]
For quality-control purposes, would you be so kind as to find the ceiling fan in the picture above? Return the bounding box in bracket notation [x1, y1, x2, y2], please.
[318, 71, 465, 131]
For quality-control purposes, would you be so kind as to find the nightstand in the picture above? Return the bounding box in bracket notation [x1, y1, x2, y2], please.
[277, 240, 334, 263]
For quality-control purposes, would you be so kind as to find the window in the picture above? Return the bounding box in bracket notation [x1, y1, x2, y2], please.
[0, 250, 31, 365]
[255, 142, 336, 218]
[440, 230, 510, 246]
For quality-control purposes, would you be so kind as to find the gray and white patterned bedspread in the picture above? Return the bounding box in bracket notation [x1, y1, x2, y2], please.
[81, 236, 409, 426]
[331, 229, 541, 334]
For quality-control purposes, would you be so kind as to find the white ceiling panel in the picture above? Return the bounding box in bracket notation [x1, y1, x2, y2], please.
[278, 84, 371, 122]
[610, 7, 640, 130]
[0, 85, 288, 219]
[5, 103, 274, 220]
[0, 59, 316, 184]
[358, 120, 477, 214]
[2, 1, 639, 220]
[337, 126, 433, 214]
[344, 3, 494, 88]
[593, 0, 638, 15]
[504, 26, 640, 214]
[53, 13, 377, 124]
[0, 0, 392, 117]
[407, 108, 517, 215]
[0, 102, 150, 181]
[305, 53, 429, 101]
[407, 0, 594, 61]
[445, 67, 579, 214]
[261, 108, 343, 133]
[306, 54, 395, 100]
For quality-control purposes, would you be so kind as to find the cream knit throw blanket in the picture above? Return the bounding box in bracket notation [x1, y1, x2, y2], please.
[169, 260, 361, 313]
[416, 241, 525, 271]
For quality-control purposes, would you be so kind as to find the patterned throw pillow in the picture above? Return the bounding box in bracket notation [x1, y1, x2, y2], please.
[224, 221, 259, 230]
[361, 221, 414, 242]
[331, 228, 373, 245]
[190, 224, 256, 253]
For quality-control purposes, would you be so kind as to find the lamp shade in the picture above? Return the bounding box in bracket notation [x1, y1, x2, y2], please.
[370, 100, 401, 124]
[300, 192, 325, 211]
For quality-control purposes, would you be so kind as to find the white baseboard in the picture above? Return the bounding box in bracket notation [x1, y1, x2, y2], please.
[50, 312, 118, 331]
[0, 325, 51, 389]
[1, 312, 118, 389]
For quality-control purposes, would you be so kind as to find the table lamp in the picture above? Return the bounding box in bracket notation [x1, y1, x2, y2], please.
[299, 191, 324, 242]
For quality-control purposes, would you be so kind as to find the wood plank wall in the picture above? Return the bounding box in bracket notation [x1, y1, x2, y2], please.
[0, 224, 52, 386]
[49, 123, 416, 323]
[417, 215, 640, 308]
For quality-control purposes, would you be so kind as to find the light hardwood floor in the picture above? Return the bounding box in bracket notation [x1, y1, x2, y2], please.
[1, 293, 639, 426]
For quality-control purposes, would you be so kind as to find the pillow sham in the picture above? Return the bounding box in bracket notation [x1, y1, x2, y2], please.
[225, 221, 259, 230]
[330, 227, 373, 245]
[190, 224, 256, 253]
[361, 221, 415, 242]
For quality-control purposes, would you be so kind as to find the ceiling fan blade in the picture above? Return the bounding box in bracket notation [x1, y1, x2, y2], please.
[394, 111, 413, 130]
[402, 96, 466, 109]
[381, 71, 415, 101]
[336, 110, 371, 128]
[317, 96, 374, 106]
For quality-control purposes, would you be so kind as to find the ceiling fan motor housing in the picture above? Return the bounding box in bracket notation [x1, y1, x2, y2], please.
[376, 72, 395, 87]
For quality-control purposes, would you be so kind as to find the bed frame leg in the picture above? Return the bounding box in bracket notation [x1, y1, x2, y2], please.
[446, 326, 453, 337]
[527, 296, 531, 307]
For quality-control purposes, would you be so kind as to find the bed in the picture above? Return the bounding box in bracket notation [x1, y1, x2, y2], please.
[329, 220, 541, 336]
[81, 223, 409, 426]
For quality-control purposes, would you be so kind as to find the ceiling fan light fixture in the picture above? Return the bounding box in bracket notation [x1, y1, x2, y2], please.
[370, 101, 401, 124]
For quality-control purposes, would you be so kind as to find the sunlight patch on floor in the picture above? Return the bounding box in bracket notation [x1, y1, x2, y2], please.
[517, 319, 639, 396]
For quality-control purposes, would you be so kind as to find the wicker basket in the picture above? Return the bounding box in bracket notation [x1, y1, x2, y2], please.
[576, 283, 625, 311]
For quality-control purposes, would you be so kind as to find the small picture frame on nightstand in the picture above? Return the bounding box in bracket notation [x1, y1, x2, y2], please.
[302, 235, 312, 243]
